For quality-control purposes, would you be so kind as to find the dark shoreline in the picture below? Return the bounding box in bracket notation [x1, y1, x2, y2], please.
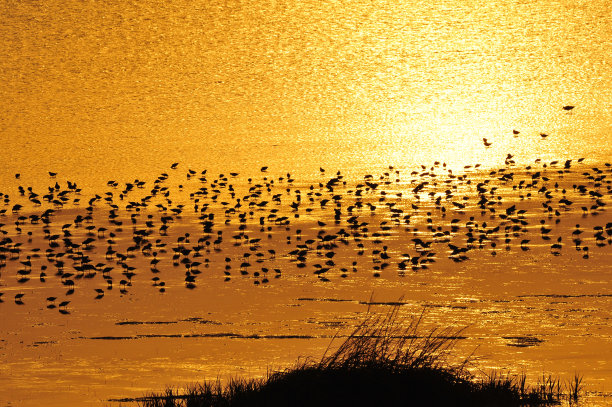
[131, 308, 582, 407]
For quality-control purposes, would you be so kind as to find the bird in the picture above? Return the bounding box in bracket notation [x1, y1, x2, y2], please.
[171, 163, 179, 169]
[58, 301, 70, 314]
[562, 105, 575, 111]
[512, 130, 520, 135]
[260, 166, 268, 172]
[482, 138, 492, 147]
[540, 133, 548, 138]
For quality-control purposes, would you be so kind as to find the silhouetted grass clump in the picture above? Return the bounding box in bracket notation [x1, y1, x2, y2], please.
[138, 307, 580, 407]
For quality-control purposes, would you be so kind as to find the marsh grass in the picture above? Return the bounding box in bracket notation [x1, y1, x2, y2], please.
[137, 306, 580, 406]
[569, 373, 583, 403]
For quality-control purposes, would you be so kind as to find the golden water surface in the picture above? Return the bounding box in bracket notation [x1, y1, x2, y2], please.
[0, 0, 610, 187]
[0, 1, 611, 406]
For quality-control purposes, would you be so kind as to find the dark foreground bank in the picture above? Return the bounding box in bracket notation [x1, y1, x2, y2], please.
[134, 308, 581, 407]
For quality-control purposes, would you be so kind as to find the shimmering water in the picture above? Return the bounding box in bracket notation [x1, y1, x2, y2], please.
[1, 1, 611, 406]
[0, 0, 611, 189]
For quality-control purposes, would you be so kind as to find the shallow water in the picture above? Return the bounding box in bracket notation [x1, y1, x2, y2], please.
[1, 160, 611, 406]
[1, 0, 611, 406]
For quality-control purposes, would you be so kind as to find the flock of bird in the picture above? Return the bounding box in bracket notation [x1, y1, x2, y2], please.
[0, 151, 610, 314]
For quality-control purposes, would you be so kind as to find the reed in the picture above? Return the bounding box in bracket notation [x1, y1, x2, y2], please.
[138, 306, 578, 407]
[569, 373, 583, 403]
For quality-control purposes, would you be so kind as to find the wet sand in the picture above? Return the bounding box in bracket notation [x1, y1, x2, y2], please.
[1, 158, 611, 406]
